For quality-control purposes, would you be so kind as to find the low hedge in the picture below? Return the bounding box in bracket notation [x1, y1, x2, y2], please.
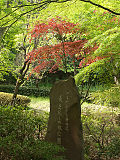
[0, 85, 50, 97]
[0, 92, 31, 107]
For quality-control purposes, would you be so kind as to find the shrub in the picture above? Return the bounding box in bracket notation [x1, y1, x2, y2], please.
[82, 105, 120, 160]
[0, 72, 17, 85]
[90, 85, 120, 107]
[0, 92, 31, 107]
[75, 59, 114, 86]
[19, 86, 50, 97]
[0, 84, 14, 93]
[0, 105, 64, 160]
[0, 85, 50, 97]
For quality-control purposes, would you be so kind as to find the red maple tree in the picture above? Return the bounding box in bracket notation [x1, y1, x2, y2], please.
[27, 17, 88, 76]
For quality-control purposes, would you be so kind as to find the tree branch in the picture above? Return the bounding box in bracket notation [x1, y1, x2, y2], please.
[23, 62, 30, 77]
[2, 3, 49, 39]
[0, 0, 70, 23]
[1, 0, 120, 41]
[80, 81, 91, 105]
[1, 1, 49, 27]
[80, 0, 120, 15]
[0, 8, 19, 21]
[19, 59, 30, 75]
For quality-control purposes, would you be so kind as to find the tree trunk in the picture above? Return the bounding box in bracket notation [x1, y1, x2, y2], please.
[11, 79, 21, 106]
[114, 75, 120, 85]
[11, 60, 30, 106]
[110, 56, 120, 85]
[0, 27, 7, 41]
[73, 55, 77, 76]
[61, 40, 67, 74]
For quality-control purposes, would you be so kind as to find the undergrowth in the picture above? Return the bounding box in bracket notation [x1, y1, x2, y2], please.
[0, 105, 64, 160]
[82, 103, 120, 160]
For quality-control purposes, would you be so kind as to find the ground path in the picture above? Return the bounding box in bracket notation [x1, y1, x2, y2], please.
[29, 97, 120, 114]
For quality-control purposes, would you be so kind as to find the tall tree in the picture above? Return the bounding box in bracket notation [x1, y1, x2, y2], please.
[77, 12, 120, 85]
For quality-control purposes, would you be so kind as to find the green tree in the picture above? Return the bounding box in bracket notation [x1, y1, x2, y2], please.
[0, 48, 14, 81]
[82, 19, 120, 84]
[74, 8, 120, 85]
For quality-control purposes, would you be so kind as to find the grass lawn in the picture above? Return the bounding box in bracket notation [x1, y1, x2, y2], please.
[29, 96, 120, 116]
[82, 102, 120, 114]
[29, 96, 50, 112]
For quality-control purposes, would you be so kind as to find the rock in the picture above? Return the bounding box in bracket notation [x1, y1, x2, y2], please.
[45, 76, 84, 160]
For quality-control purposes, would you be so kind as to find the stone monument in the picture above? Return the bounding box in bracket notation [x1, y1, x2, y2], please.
[45, 76, 84, 160]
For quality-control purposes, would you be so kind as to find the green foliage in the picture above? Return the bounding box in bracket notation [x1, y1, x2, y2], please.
[106, 138, 120, 158]
[86, 27, 120, 57]
[18, 86, 50, 97]
[0, 85, 14, 93]
[75, 59, 114, 86]
[83, 26, 120, 85]
[0, 48, 15, 81]
[0, 85, 50, 97]
[0, 105, 64, 160]
[0, 92, 31, 107]
[82, 104, 120, 160]
[23, 76, 53, 88]
[91, 85, 120, 107]
[0, 72, 17, 85]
